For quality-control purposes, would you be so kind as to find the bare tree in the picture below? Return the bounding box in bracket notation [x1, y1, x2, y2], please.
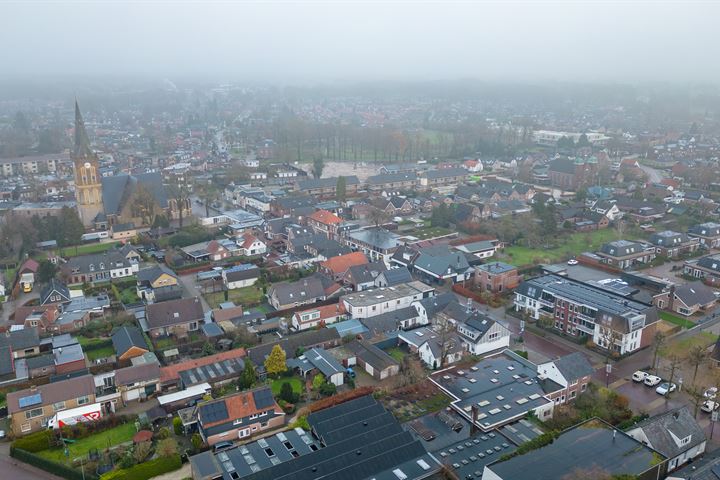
[367, 206, 391, 228]
[433, 315, 457, 369]
[685, 384, 706, 418]
[651, 331, 667, 374]
[687, 344, 708, 386]
[665, 354, 683, 399]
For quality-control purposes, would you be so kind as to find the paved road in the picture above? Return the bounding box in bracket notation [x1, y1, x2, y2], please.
[638, 163, 663, 183]
[0, 442, 60, 480]
[178, 272, 211, 311]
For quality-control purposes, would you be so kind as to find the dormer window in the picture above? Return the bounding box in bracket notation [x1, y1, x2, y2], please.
[99, 263, 105, 270]
[89, 264, 95, 271]
[680, 435, 691, 446]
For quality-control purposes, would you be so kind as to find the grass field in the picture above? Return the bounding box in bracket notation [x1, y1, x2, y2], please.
[271, 377, 303, 396]
[408, 226, 454, 240]
[37, 423, 136, 463]
[86, 346, 116, 361]
[503, 229, 635, 266]
[386, 347, 407, 362]
[62, 242, 120, 258]
[659, 311, 695, 329]
[204, 285, 264, 309]
[664, 331, 718, 358]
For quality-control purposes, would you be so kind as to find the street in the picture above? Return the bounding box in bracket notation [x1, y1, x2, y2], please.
[0, 443, 60, 480]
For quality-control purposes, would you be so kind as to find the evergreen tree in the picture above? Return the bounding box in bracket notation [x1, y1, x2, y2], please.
[59, 207, 85, 247]
[279, 381, 296, 403]
[336, 176, 347, 203]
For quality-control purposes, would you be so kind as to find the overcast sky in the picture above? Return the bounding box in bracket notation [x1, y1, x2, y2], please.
[3, 1, 718, 84]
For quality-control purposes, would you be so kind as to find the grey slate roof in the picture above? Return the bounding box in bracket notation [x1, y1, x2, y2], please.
[101, 172, 168, 216]
[345, 261, 386, 285]
[551, 352, 595, 382]
[0, 327, 40, 351]
[268, 275, 326, 306]
[40, 279, 70, 305]
[145, 297, 204, 329]
[631, 407, 705, 459]
[137, 264, 178, 285]
[366, 172, 417, 185]
[688, 222, 720, 237]
[379, 267, 413, 286]
[674, 281, 717, 307]
[423, 167, 468, 179]
[600, 239, 647, 257]
[298, 176, 359, 190]
[360, 306, 418, 335]
[413, 247, 470, 277]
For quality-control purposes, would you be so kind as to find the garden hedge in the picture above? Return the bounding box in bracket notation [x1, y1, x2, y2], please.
[11, 447, 98, 480]
[99, 454, 182, 480]
[12, 429, 54, 452]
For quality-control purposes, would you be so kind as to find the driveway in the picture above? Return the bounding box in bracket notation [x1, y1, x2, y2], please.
[178, 273, 211, 312]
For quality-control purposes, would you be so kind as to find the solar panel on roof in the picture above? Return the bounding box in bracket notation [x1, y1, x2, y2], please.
[253, 389, 275, 409]
[18, 393, 42, 408]
[199, 401, 228, 423]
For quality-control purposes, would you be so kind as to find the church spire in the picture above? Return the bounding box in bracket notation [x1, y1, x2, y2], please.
[74, 99, 94, 158]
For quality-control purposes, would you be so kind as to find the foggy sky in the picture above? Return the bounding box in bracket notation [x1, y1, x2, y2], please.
[3, 1, 719, 84]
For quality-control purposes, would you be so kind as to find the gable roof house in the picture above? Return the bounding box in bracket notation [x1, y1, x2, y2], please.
[307, 209, 343, 240]
[61, 250, 138, 286]
[626, 407, 705, 472]
[366, 172, 418, 192]
[266, 274, 341, 311]
[111, 326, 150, 362]
[0, 327, 41, 360]
[290, 303, 347, 332]
[222, 264, 261, 290]
[648, 230, 700, 258]
[537, 352, 595, 405]
[319, 251, 369, 281]
[136, 265, 181, 303]
[687, 222, 720, 248]
[344, 339, 400, 380]
[197, 387, 285, 445]
[296, 176, 359, 197]
[144, 297, 205, 338]
[341, 260, 386, 291]
[671, 281, 717, 316]
[596, 239, 656, 270]
[374, 266, 413, 288]
[416, 329, 465, 369]
[235, 232, 267, 256]
[287, 347, 345, 386]
[419, 168, 469, 190]
[456, 313, 511, 356]
[411, 246, 473, 284]
[40, 278, 71, 305]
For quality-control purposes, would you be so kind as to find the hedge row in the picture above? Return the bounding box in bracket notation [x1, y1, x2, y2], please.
[100, 454, 182, 480]
[12, 429, 54, 452]
[11, 447, 99, 480]
[308, 386, 374, 412]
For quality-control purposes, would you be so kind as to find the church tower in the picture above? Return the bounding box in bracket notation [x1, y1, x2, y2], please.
[73, 100, 104, 227]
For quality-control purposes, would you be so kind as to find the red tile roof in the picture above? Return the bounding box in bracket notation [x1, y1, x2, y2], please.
[160, 347, 246, 383]
[293, 303, 346, 323]
[321, 252, 368, 275]
[309, 209, 342, 225]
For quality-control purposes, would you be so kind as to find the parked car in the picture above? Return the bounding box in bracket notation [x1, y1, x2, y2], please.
[704, 387, 718, 399]
[656, 382, 677, 396]
[632, 371, 648, 382]
[644, 375, 662, 387]
[702, 400, 719, 413]
[567, 259, 579, 266]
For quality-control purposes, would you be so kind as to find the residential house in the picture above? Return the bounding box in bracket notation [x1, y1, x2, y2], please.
[344, 339, 400, 380]
[136, 265, 181, 303]
[453, 239, 499, 259]
[419, 168, 468, 190]
[359, 306, 422, 336]
[269, 195, 316, 217]
[343, 261, 387, 291]
[514, 274, 659, 355]
[454, 202, 493, 225]
[671, 281, 717, 316]
[247, 329, 341, 369]
[687, 222, 720, 249]
[379, 196, 414, 215]
[51, 334, 86, 375]
[144, 297, 205, 338]
[320, 251, 369, 281]
[536, 352, 594, 405]
[266, 274, 341, 311]
[345, 227, 403, 262]
[374, 267, 413, 288]
[197, 387, 285, 445]
[626, 407, 705, 472]
[341, 280, 435, 319]
[366, 172, 418, 192]
[111, 326, 150, 362]
[411, 246, 473, 284]
[474, 262, 521, 294]
[307, 209, 343, 240]
[110, 222, 137, 241]
[159, 348, 247, 390]
[296, 176, 359, 196]
[287, 347, 344, 386]
[222, 264, 261, 290]
[456, 313, 511, 356]
[417, 330, 465, 369]
[0, 327, 40, 359]
[684, 253, 720, 280]
[62, 250, 138, 285]
[7, 375, 96, 435]
[597, 239, 656, 269]
[40, 279, 71, 305]
[648, 230, 700, 258]
[115, 362, 161, 403]
[235, 232, 267, 256]
[290, 303, 346, 332]
[547, 157, 597, 190]
[590, 200, 622, 221]
[181, 240, 235, 262]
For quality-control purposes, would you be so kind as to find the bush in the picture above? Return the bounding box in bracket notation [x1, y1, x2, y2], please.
[279, 382, 297, 403]
[290, 415, 310, 431]
[191, 433, 203, 451]
[513, 350, 528, 359]
[156, 427, 171, 440]
[173, 416, 183, 436]
[11, 447, 98, 480]
[100, 454, 181, 480]
[318, 382, 337, 397]
[12, 429, 54, 452]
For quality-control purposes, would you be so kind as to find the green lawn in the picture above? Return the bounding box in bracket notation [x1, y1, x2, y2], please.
[410, 226, 454, 240]
[37, 422, 136, 463]
[271, 377, 303, 396]
[86, 346, 115, 361]
[386, 347, 407, 362]
[77, 336, 111, 348]
[4, 267, 16, 286]
[204, 285, 264, 309]
[503, 229, 638, 266]
[659, 311, 696, 329]
[62, 242, 120, 258]
[664, 331, 718, 357]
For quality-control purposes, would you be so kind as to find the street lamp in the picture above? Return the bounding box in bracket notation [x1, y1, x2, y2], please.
[605, 363, 612, 388]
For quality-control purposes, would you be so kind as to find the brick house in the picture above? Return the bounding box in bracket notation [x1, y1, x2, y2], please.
[307, 209, 343, 240]
[537, 352, 594, 405]
[145, 297, 205, 338]
[474, 262, 521, 294]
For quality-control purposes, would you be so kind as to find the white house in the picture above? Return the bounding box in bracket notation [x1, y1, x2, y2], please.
[341, 281, 434, 319]
[456, 315, 511, 356]
[222, 264, 261, 290]
[236, 232, 267, 256]
[418, 332, 464, 369]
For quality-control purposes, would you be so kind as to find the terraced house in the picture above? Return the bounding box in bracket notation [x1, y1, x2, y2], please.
[596, 239, 656, 270]
[648, 230, 700, 258]
[62, 250, 138, 285]
[687, 222, 720, 248]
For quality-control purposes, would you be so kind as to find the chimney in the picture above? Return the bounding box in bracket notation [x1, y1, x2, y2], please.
[470, 405, 480, 436]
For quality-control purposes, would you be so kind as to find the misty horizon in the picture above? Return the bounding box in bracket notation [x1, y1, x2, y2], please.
[4, 1, 720, 84]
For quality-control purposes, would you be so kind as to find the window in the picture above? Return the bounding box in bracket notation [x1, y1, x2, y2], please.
[581, 383, 587, 392]
[570, 391, 576, 399]
[189, 322, 199, 331]
[233, 418, 243, 425]
[25, 408, 43, 419]
[21, 423, 31, 433]
[53, 401, 66, 412]
[77, 396, 90, 405]
[680, 436, 692, 446]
